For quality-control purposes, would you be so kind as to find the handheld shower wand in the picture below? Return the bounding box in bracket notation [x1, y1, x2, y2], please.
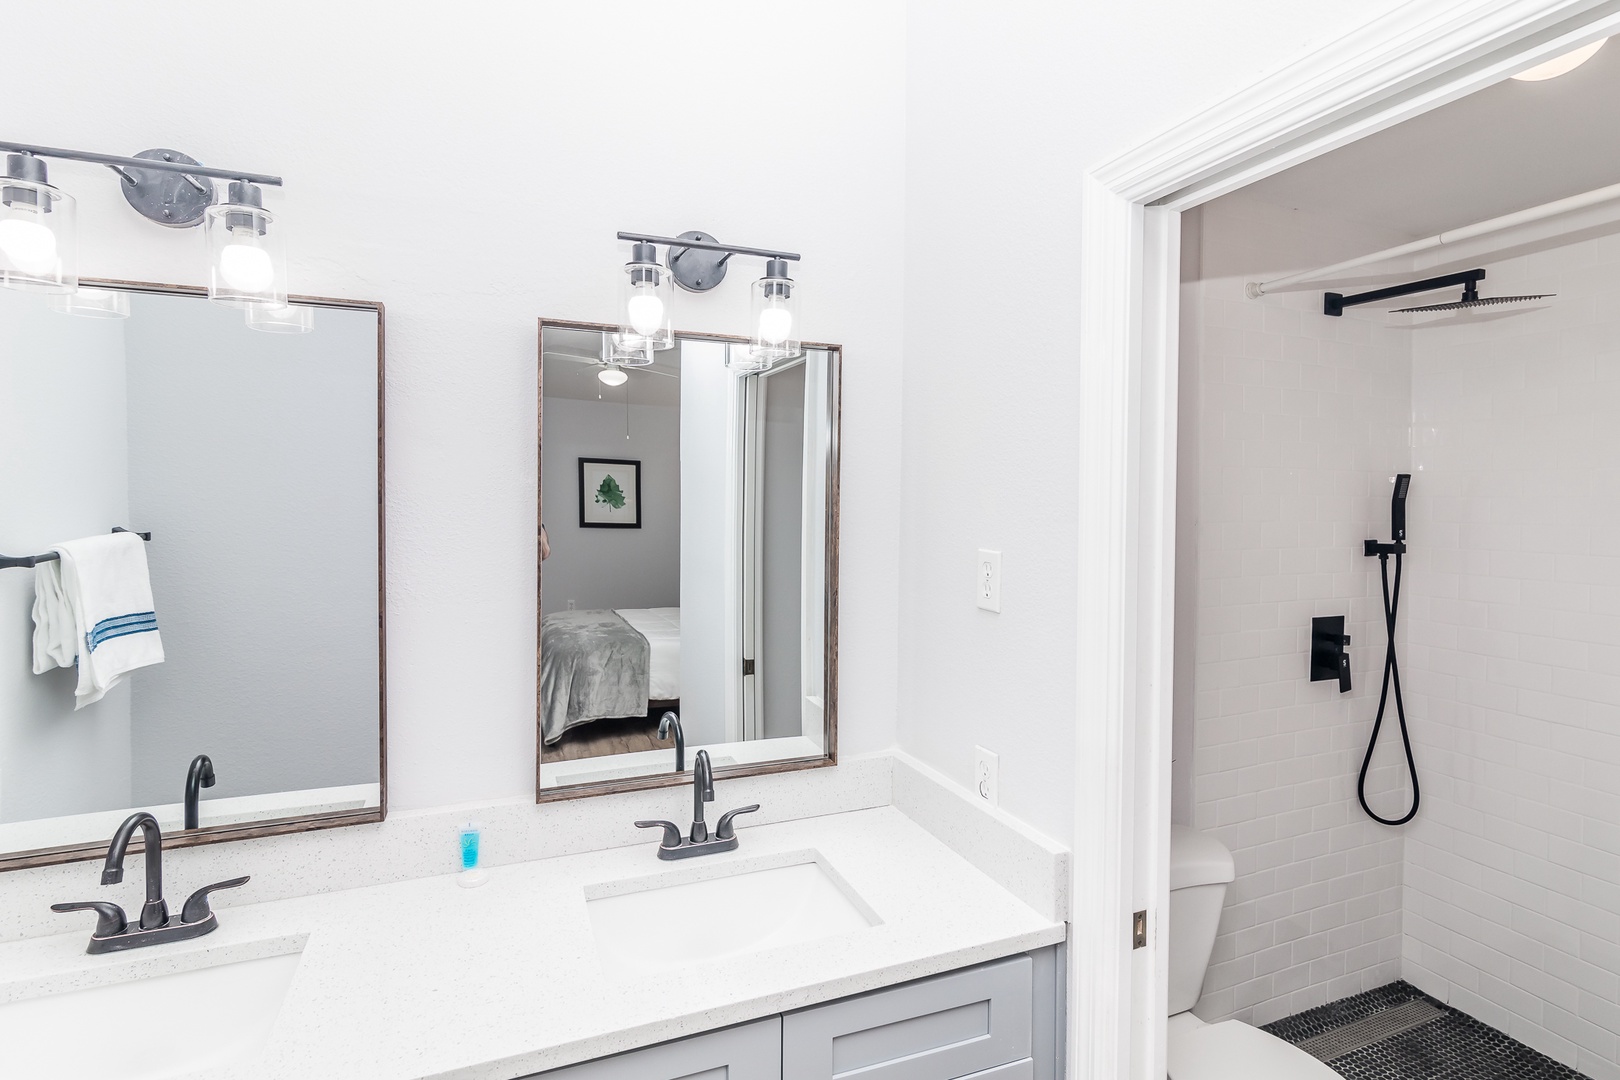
[1359, 474, 1419, 826]
[1390, 473, 1409, 544]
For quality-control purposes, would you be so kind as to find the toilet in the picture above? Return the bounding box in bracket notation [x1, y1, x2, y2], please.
[1167, 826, 1341, 1080]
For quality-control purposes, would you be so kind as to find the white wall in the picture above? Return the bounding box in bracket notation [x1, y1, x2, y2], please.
[899, 0, 1411, 846]
[540, 396, 681, 619]
[1177, 192, 1413, 1025]
[1402, 233, 1620, 1079]
[122, 294, 381, 804]
[0, 291, 133, 822]
[10, 0, 907, 810]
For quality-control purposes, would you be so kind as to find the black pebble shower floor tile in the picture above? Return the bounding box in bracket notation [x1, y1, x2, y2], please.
[1262, 981, 1594, 1080]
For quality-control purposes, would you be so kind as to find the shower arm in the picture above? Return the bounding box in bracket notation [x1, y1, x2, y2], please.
[1323, 269, 1483, 318]
[1245, 177, 1620, 299]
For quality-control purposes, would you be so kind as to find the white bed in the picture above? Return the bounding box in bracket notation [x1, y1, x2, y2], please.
[614, 606, 681, 701]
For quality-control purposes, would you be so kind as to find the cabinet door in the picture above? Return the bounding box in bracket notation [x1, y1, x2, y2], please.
[527, 1016, 781, 1080]
[782, 955, 1033, 1080]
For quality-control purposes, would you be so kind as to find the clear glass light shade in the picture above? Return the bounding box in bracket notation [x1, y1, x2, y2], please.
[0, 179, 76, 293]
[605, 332, 657, 367]
[48, 287, 129, 319]
[206, 201, 286, 308]
[748, 264, 800, 366]
[619, 258, 674, 350]
[726, 345, 771, 373]
[245, 302, 315, 334]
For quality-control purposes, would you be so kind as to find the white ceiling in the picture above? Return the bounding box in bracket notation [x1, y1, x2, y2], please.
[541, 327, 683, 408]
[1240, 38, 1620, 238]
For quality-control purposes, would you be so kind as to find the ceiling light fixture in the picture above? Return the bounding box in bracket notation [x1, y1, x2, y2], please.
[598, 367, 629, 387]
[0, 139, 295, 330]
[1511, 37, 1606, 81]
[615, 230, 803, 370]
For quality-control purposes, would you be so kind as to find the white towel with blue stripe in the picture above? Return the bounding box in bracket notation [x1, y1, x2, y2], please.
[32, 532, 165, 709]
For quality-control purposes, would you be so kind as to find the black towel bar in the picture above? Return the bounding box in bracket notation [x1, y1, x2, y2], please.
[0, 529, 153, 571]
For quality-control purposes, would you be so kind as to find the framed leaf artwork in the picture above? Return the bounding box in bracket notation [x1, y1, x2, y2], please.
[578, 457, 642, 528]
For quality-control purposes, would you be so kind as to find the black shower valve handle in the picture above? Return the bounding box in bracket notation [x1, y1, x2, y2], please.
[1338, 634, 1353, 694]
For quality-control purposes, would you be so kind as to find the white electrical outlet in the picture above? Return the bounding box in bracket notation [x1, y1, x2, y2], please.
[974, 746, 999, 807]
[976, 549, 1002, 612]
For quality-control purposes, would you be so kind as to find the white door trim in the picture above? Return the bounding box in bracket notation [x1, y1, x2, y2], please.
[1069, 3, 1620, 1077]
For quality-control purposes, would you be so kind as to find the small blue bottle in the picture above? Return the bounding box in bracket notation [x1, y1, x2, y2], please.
[457, 823, 488, 888]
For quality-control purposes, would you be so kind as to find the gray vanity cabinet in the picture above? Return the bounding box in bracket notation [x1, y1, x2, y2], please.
[525, 949, 1061, 1080]
[527, 1017, 782, 1080]
[781, 955, 1033, 1080]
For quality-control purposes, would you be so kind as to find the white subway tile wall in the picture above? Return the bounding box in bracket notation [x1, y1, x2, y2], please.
[1182, 193, 1415, 1027]
[1402, 232, 1620, 1080]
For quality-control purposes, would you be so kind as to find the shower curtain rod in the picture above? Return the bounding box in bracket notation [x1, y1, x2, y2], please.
[1246, 177, 1620, 298]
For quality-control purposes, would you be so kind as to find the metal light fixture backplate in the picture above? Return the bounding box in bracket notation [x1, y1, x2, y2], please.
[666, 230, 729, 292]
[119, 149, 215, 228]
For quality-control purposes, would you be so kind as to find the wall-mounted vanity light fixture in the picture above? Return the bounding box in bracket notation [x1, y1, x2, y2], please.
[0, 140, 302, 332]
[615, 231, 802, 370]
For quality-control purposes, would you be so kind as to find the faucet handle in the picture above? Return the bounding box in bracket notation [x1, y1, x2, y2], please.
[51, 901, 127, 938]
[714, 804, 761, 841]
[180, 876, 249, 924]
[634, 820, 684, 849]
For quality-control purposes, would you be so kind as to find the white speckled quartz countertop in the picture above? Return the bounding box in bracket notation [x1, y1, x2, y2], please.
[0, 805, 1065, 1080]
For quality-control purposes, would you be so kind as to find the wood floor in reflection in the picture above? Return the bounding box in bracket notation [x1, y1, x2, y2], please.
[546, 714, 665, 761]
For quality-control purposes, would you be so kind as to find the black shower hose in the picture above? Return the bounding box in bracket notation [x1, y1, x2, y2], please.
[1357, 550, 1420, 826]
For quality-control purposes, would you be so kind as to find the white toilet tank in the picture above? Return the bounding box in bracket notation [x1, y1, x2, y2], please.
[1168, 826, 1236, 1015]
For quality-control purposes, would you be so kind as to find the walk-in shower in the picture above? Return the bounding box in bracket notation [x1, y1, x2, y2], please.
[1176, 44, 1620, 1078]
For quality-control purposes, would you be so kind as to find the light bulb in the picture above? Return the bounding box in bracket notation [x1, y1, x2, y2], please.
[219, 240, 275, 293]
[626, 289, 664, 336]
[758, 305, 793, 346]
[0, 217, 58, 275]
[1512, 38, 1606, 80]
[598, 367, 629, 387]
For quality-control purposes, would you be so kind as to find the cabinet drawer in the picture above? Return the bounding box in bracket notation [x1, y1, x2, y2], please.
[962, 1062, 1033, 1080]
[782, 955, 1033, 1080]
[527, 1016, 782, 1080]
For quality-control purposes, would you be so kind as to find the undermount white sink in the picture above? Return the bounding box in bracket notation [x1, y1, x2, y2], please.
[0, 944, 303, 1080]
[586, 853, 877, 975]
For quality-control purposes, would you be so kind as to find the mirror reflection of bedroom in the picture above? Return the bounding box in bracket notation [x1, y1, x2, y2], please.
[538, 323, 836, 793]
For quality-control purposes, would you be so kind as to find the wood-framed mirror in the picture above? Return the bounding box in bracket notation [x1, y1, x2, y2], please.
[537, 319, 839, 799]
[0, 280, 386, 870]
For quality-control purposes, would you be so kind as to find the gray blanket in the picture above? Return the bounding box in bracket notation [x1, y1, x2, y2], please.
[540, 610, 650, 744]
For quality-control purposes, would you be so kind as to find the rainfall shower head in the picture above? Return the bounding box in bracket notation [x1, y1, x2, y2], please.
[1390, 286, 1555, 313]
[1325, 268, 1553, 316]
